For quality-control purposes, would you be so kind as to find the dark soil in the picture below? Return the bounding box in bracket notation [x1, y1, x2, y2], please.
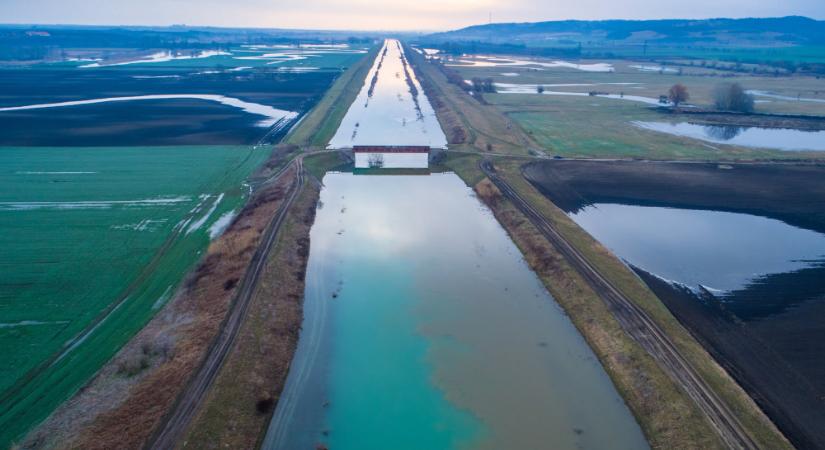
[523, 160, 825, 234]
[524, 159, 825, 449]
[0, 68, 337, 145]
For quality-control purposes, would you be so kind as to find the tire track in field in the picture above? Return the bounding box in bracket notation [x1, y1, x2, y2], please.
[148, 157, 305, 449]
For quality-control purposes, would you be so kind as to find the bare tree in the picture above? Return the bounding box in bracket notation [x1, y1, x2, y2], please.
[713, 82, 755, 113]
[668, 84, 690, 109]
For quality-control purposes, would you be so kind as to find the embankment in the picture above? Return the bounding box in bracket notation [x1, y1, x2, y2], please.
[524, 159, 825, 449]
[21, 149, 297, 450]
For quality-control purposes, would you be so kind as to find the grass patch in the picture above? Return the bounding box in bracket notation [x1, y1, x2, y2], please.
[178, 150, 347, 447]
[182, 181, 319, 448]
[405, 48, 540, 156]
[0, 145, 268, 447]
[490, 94, 818, 160]
[303, 152, 349, 180]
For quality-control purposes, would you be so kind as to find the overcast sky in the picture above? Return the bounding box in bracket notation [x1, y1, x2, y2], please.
[1, 0, 823, 31]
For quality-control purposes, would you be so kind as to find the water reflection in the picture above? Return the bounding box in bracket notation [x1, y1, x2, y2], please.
[569, 203, 825, 292]
[703, 124, 743, 141]
[265, 173, 647, 450]
[634, 121, 825, 151]
[327, 39, 447, 149]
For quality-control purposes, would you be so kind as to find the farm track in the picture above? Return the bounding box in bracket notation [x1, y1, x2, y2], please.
[479, 159, 759, 450]
[148, 157, 305, 449]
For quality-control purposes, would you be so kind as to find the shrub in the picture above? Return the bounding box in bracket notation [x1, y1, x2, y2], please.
[713, 82, 755, 113]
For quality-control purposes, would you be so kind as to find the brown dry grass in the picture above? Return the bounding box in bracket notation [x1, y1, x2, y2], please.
[492, 159, 791, 450]
[22, 155, 297, 450]
[179, 182, 320, 449]
[474, 177, 725, 449]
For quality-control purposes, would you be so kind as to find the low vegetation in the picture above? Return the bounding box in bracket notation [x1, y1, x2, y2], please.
[713, 82, 756, 113]
[181, 177, 321, 448]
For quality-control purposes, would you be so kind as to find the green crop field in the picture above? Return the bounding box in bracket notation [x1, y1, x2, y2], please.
[0, 145, 268, 445]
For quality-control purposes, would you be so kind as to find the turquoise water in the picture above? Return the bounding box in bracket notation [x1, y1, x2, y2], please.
[264, 172, 647, 450]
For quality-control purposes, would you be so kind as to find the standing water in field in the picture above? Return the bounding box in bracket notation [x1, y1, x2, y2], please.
[327, 39, 447, 149]
[264, 173, 647, 450]
[633, 121, 825, 152]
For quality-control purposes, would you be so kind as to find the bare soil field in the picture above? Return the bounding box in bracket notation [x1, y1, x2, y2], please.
[524, 159, 825, 449]
[0, 69, 337, 145]
[523, 160, 825, 234]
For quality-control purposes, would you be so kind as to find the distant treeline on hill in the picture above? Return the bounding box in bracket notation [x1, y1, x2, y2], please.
[425, 16, 825, 45]
[418, 16, 825, 71]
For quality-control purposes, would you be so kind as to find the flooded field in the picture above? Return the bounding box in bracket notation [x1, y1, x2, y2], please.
[447, 55, 614, 72]
[524, 160, 825, 449]
[494, 83, 664, 105]
[0, 41, 370, 446]
[265, 173, 646, 450]
[634, 121, 825, 151]
[0, 67, 337, 145]
[327, 39, 447, 148]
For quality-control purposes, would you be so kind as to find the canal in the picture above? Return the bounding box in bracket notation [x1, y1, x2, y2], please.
[263, 39, 647, 450]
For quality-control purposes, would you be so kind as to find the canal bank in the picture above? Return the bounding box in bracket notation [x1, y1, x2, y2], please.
[404, 38, 790, 448]
[264, 38, 647, 449]
[265, 171, 647, 449]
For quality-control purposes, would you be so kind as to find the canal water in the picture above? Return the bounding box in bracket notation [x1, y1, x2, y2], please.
[265, 38, 647, 450]
[327, 39, 447, 149]
[265, 173, 647, 450]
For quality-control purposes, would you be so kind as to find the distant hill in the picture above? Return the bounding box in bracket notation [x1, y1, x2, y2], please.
[424, 16, 825, 46]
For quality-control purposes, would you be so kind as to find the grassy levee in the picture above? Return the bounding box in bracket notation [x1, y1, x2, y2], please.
[443, 152, 790, 449]
[443, 152, 725, 448]
[284, 45, 379, 148]
[494, 157, 791, 449]
[415, 40, 791, 446]
[179, 151, 345, 448]
[0, 146, 269, 448]
[166, 45, 364, 443]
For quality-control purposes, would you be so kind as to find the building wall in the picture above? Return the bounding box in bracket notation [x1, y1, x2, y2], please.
[354, 152, 428, 169]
